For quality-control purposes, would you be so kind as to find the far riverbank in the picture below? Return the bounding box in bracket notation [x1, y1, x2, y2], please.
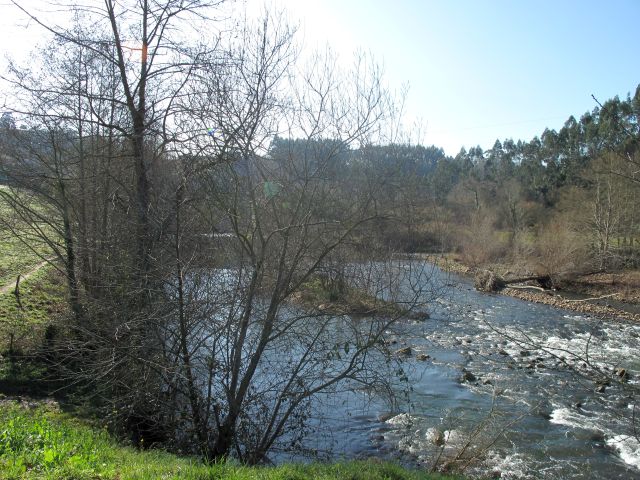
[424, 254, 640, 323]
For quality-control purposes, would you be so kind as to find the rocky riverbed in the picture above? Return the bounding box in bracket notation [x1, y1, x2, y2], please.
[299, 261, 640, 479]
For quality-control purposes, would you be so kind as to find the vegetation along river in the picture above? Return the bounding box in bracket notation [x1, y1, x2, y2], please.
[275, 262, 640, 479]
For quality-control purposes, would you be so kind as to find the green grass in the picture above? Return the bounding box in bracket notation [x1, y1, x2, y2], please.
[0, 187, 65, 354]
[0, 401, 458, 480]
[0, 187, 56, 289]
[0, 234, 50, 290]
[613, 236, 640, 251]
[0, 268, 67, 353]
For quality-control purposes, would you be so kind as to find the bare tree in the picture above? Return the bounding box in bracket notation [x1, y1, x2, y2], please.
[1, 0, 439, 463]
[155, 20, 436, 460]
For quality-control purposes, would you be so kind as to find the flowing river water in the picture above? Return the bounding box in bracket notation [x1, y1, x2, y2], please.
[285, 263, 640, 479]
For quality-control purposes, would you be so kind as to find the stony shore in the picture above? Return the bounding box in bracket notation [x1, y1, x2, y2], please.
[501, 287, 640, 322]
[431, 255, 640, 323]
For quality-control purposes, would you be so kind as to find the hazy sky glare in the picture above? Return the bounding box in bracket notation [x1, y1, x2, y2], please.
[255, 0, 640, 154]
[1, 1, 639, 155]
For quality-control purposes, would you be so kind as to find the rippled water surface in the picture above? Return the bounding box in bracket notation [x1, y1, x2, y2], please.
[293, 263, 640, 479]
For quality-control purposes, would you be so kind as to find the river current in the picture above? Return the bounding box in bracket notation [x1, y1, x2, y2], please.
[286, 263, 640, 479]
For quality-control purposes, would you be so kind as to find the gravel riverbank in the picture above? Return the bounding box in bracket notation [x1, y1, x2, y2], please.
[428, 254, 640, 322]
[501, 287, 640, 322]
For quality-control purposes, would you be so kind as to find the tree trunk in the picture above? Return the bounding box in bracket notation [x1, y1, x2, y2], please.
[175, 180, 209, 457]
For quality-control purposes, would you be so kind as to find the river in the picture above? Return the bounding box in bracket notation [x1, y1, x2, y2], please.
[286, 263, 640, 479]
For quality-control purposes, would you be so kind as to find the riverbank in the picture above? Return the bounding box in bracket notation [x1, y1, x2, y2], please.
[0, 396, 459, 480]
[501, 287, 640, 322]
[431, 254, 640, 322]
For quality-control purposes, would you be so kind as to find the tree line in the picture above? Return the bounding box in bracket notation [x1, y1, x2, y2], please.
[266, 87, 640, 275]
[431, 87, 640, 274]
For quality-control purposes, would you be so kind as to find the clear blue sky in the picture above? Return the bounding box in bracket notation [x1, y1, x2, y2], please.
[1, 0, 639, 155]
[267, 0, 640, 154]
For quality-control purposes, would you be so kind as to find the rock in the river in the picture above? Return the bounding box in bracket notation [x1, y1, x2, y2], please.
[416, 354, 431, 361]
[519, 350, 530, 357]
[394, 346, 412, 356]
[596, 385, 606, 394]
[431, 429, 445, 446]
[377, 412, 396, 422]
[460, 369, 477, 382]
[406, 311, 430, 321]
[615, 368, 630, 381]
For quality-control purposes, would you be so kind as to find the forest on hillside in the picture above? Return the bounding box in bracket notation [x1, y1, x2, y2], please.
[5, 85, 638, 279]
[266, 87, 640, 278]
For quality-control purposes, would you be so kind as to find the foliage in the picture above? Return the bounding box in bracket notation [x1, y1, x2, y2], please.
[1, 0, 639, 468]
[459, 213, 507, 268]
[0, 0, 435, 464]
[294, 274, 423, 318]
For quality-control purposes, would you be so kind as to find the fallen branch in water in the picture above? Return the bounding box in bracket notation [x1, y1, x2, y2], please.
[506, 285, 548, 292]
[507, 286, 619, 302]
[475, 269, 553, 292]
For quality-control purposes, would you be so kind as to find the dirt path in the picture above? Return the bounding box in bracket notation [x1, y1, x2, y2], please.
[0, 260, 51, 295]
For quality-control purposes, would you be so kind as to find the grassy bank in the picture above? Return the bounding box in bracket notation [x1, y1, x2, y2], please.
[0, 400, 458, 480]
[0, 268, 66, 356]
[0, 186, 55, 289]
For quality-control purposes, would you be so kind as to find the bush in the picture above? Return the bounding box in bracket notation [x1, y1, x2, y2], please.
[535, 217, 587, 278]
[459, 212, 507, 267]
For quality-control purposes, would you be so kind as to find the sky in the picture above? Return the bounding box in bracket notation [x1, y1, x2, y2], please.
[1, 0, 639, 155]
[247, 0, 640, 154]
